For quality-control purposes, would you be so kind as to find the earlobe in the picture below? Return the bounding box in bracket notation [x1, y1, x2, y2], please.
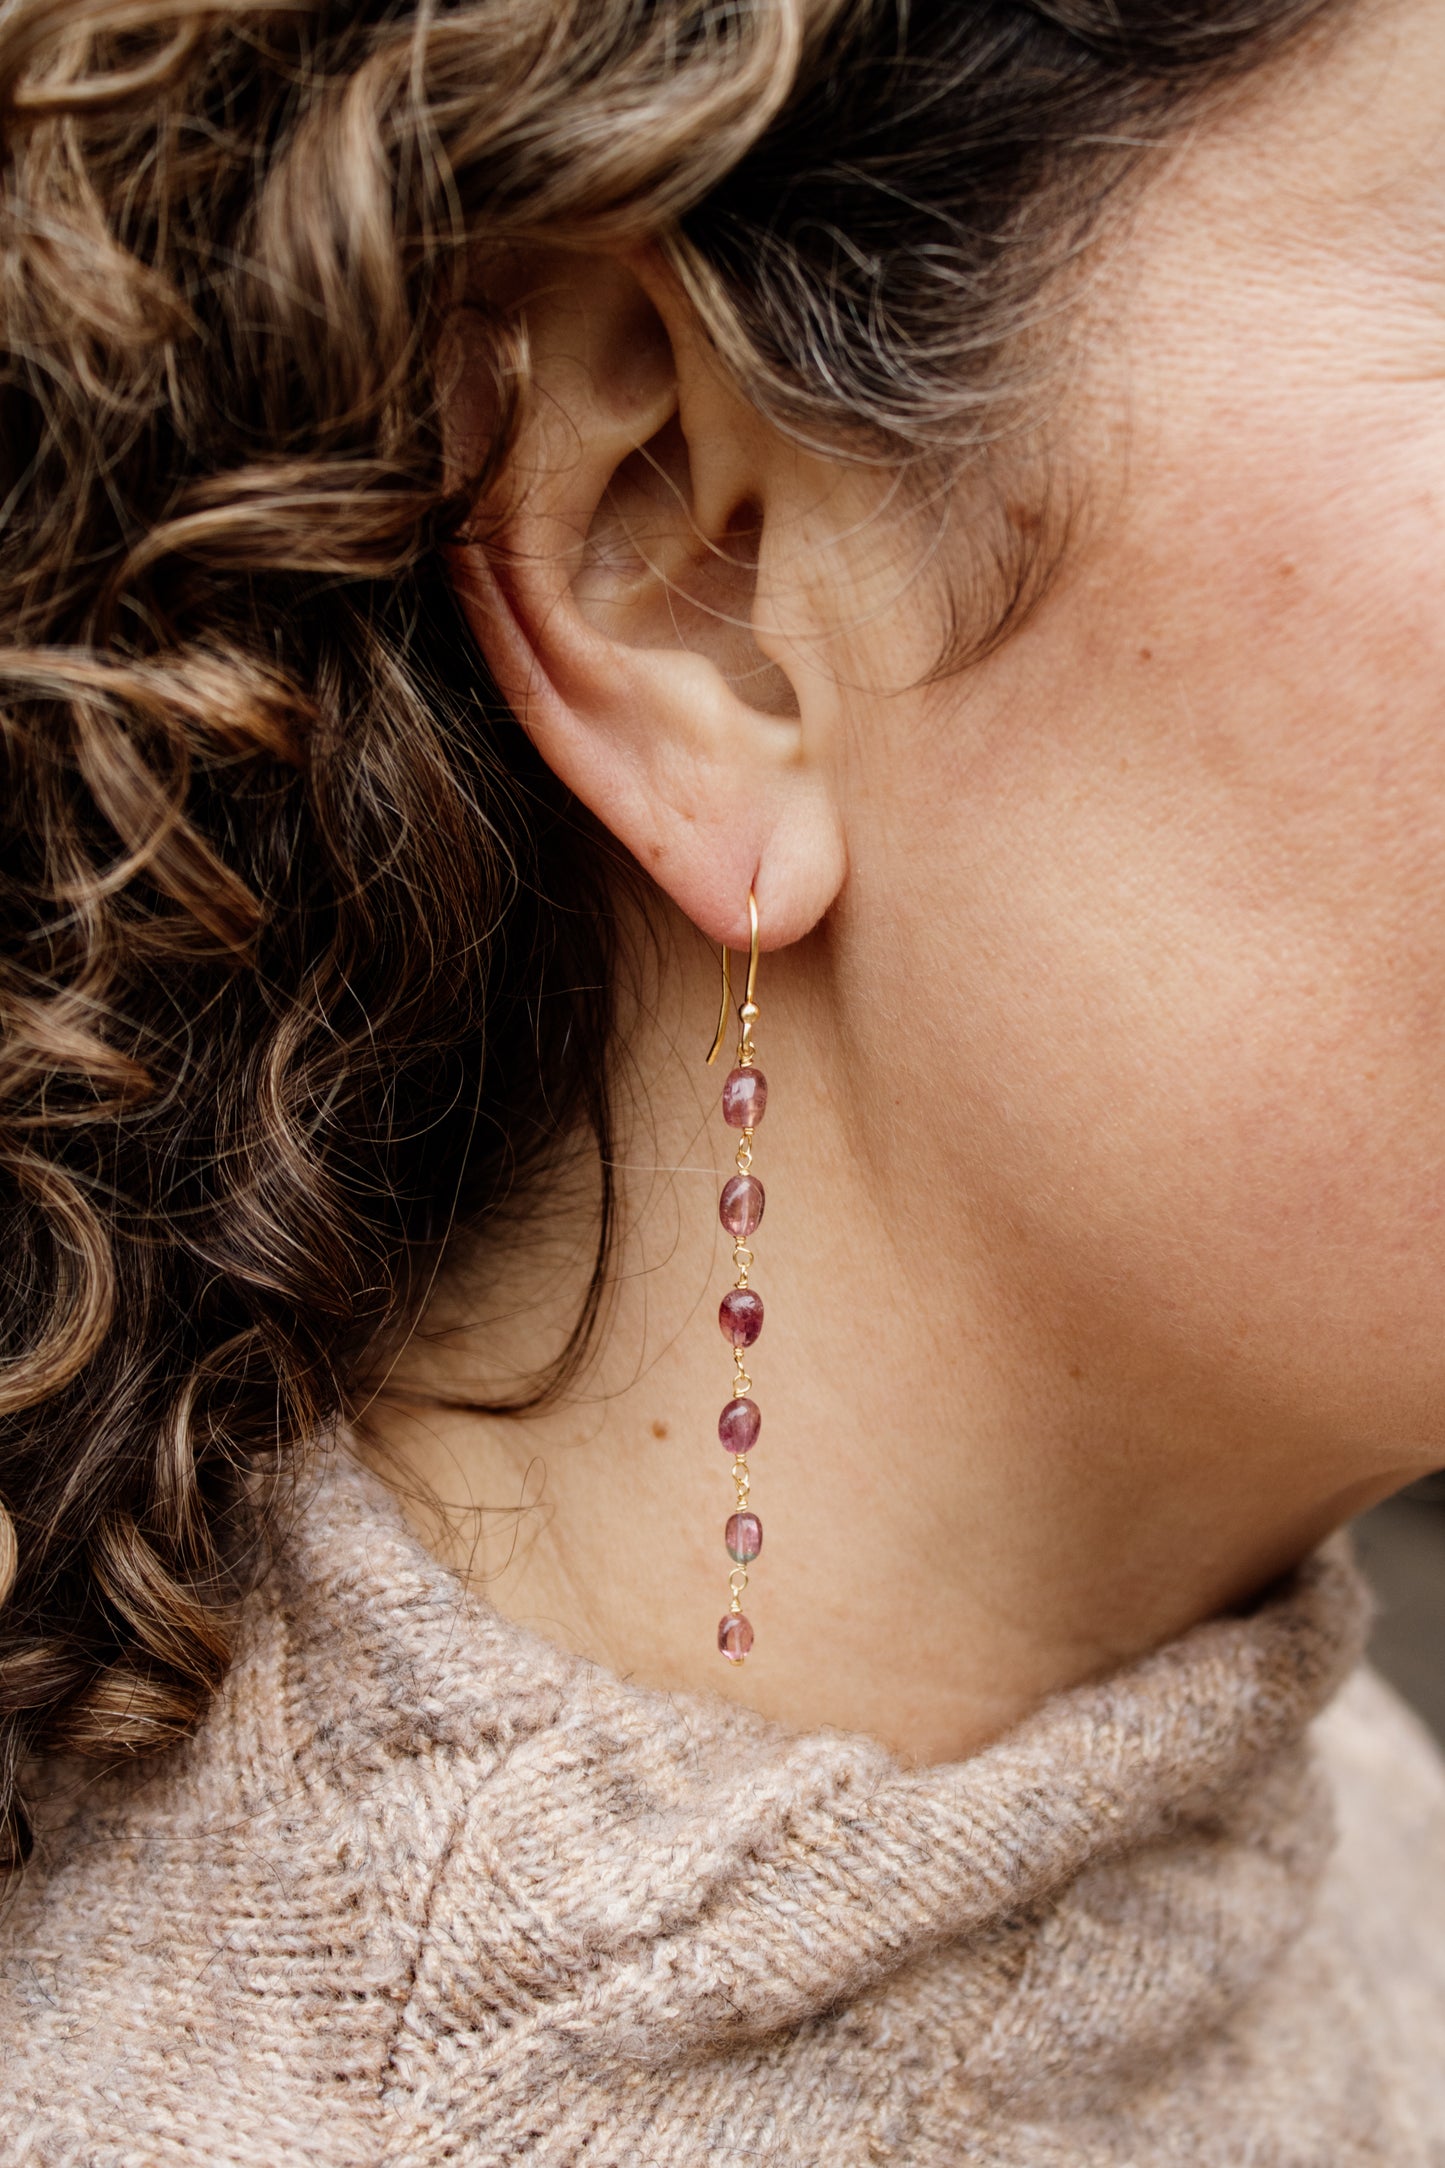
[445, 247, 846, 952]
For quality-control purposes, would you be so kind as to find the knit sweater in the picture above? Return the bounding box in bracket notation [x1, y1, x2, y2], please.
[4, 1452, 1445, 2167]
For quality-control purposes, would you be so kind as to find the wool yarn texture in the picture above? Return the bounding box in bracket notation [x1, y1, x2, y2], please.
[3, 1449, 1445, 2165]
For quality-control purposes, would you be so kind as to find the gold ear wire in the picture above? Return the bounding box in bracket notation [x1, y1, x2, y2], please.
[706, 947, 732, 1069]
[705, 888, 760, 1066]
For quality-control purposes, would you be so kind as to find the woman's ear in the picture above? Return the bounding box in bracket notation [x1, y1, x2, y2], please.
[443, 247, 847, 951]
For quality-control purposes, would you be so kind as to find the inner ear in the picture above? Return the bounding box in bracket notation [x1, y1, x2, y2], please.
[576, 417, 800, 719]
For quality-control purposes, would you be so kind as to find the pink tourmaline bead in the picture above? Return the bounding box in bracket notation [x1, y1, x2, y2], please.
[718, 1612, 754, 1663]
[719, 1287, 763, 1346]
[725, 1511, 762, 1563]
[718, 1396, 761, 1454]
[719, 1173, 765, 1239]
[722, 1066, 767, 1129]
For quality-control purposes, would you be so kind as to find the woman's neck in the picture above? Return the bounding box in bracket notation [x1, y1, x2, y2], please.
[363, 905, 1399, 1763]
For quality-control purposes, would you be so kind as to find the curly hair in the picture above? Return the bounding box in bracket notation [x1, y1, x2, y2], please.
[0, 0, 1335, 1870]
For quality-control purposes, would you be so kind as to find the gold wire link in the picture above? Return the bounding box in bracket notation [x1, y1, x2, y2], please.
[731, 1243, 754, 1286]
[728, 1566, 750, 1599]
[732, 1352, 751, 1394]
[732, 1458, 751, 1507]
[734, 1132, 754, 1174]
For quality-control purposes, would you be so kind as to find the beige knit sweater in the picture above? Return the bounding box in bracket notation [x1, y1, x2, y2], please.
[3, 1452, 1445, 2166]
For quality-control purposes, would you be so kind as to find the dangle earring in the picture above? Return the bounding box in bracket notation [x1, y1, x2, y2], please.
[706, 888, 767, 1664]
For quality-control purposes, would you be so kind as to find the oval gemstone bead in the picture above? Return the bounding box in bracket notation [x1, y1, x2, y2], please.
[719, 1173, 765, 1239]
[718, 1396, 761, 1455]
[718, 1287, 764, 1347]
[725, 1511, 763, 1563]
[722, 1066, 768, 1129]
[718, 1612, 754, 1663]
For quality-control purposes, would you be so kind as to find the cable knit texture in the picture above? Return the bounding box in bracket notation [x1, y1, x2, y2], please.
[4, 1450, 1445, 2165]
